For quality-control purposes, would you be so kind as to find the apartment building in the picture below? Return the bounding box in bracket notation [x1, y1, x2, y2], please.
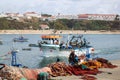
[78, 14, 116, 21]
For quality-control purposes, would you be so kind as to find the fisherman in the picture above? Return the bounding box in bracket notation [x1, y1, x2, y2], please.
[85, 48, 91, 61]
[54, 39, 59, 45]
[55, 40, 59, 45]
[59, 41, 65, 49]
[56, 57, 60, 62]
[65, 43, 68, 49]
[68, 50, 78, 65]
[20, 36, 24, 40]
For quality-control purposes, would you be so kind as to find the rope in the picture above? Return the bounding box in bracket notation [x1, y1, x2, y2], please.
[0, 58, 10, 60]
[0, 52, 11, 57]
[0, 52, 11, 60]
[16, 55, 25, 67]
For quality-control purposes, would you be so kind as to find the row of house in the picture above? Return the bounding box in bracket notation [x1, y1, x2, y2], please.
[0, 12, 119, 21]
[44, 13, 119, 21]
[78, 14, 117, 21]
[0, 12, 41, 21]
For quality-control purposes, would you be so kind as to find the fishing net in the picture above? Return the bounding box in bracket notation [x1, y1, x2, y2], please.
[0, 64, 51, 80]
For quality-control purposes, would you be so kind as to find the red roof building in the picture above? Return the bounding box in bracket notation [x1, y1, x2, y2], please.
[78, 14, 88, 20]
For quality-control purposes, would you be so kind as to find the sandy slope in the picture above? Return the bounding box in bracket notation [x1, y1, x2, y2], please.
[0, 30, 120, 34]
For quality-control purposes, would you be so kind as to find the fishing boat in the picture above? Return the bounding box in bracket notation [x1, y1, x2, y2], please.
[13, 36, 28, 42]
[29, 44, 39, 47]
[38, 34, 61, 50]
[38, 34, 94, 56]
[22, 47, 31, 51]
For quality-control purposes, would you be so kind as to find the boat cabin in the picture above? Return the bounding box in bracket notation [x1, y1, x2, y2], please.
[40, 35, 61, 45]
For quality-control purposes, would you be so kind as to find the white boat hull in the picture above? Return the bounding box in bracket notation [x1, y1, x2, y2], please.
[40, 45, 94, 57]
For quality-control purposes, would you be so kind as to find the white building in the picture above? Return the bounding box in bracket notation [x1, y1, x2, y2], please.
[78, 14, 116, 21]
[0, 13, 7, 18]
[5, 13, 20, 17]
[55, 14, 78, 20]
[88, 14, 116, 21]
[23, 12, 41, 19]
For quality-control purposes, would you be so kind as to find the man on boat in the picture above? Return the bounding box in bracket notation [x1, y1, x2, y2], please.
[20, 35, 24, 39]
[54, 40, 59, 45]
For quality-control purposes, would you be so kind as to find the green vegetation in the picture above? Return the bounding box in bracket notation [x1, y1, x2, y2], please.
[49, 19, 120, 30]
[0, 18, 28, 30]
[41, 14, 52, 17]
[0, 17, 120, 30]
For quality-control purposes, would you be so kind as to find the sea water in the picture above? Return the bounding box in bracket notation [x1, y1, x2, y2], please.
[0, 34, 120, 68]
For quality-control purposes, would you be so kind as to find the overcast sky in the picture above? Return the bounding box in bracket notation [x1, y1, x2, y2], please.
[0, 0, 120, 15]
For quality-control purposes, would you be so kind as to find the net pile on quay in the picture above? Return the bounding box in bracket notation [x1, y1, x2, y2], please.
[0, 57, 117, 80]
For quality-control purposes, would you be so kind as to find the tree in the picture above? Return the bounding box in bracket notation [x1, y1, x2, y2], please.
[115, 15, 119, 21]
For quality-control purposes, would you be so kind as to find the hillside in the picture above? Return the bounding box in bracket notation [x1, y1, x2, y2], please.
[0, 18, 120, 30]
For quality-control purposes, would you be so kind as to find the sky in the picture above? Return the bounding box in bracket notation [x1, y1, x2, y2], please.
[0, 0, 120, 15]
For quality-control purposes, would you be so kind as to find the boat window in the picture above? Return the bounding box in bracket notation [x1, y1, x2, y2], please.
[42, 38, 45, 40]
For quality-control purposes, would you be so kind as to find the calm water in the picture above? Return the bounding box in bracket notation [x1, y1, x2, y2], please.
[0, 34, 120, 68]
